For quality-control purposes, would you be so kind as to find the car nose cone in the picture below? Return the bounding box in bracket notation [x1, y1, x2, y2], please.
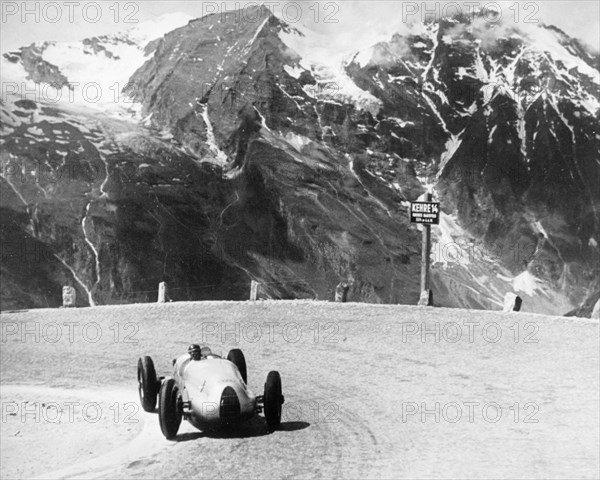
[220, 386, 241, 424]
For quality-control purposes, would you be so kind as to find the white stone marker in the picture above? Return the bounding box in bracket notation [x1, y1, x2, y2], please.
[62, 286, 77, 308]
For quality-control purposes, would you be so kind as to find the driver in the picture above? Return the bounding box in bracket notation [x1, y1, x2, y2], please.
[188, 344, 202, 361]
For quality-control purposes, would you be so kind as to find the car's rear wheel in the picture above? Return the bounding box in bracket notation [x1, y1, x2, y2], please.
[264, 371, 284, 431]
[158, 378, 182, 440]
[227, 349, 247, 384]
[137, 356, 159, 412]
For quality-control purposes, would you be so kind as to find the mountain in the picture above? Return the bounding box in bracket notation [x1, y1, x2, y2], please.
[1, 6, 598, 315]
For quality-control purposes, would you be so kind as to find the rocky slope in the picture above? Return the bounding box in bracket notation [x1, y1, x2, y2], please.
[1, 6, 598, 314]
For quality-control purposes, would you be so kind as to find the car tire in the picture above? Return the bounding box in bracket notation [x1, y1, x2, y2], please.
[158, 378, 182, 440]
[137, 356, 159, 412]
[264, 371, 283, 431]
[227, 349, 247, 384]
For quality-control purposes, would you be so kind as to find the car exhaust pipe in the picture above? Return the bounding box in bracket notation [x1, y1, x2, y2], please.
[220, 386, 241, 424]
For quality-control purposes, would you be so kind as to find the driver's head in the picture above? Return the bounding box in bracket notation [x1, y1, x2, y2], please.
[188, 344, 202, 360]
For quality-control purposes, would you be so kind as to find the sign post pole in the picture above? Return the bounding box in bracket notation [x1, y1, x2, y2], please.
[410, 193, 438, 306]
[420, 193, 432, 293]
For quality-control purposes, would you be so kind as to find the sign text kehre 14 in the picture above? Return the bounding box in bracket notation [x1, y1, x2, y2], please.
[410, 202, 441, 225]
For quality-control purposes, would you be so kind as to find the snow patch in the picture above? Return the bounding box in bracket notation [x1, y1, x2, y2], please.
[201, 105, 228, 164]
[423, 93, 449, 135]
[26, 127, 44, 136]
[354, 47, 374, 68]
[246, 17, 270, 49]
[254, 107, 271, 132]
[422, 24, 440, 82]
[530, 27, 600, 85]
[388, 118, 414, 128]
[438, 130, 464, 176]
[513, 271, 542, 296]
[284, 65, 304, 79]
[285, 132, 311, 152]
[433, 213, 472, 267]
[488, 125, 497, 145]
[1, 14, 189, 111]
[279, 25, 383, 116]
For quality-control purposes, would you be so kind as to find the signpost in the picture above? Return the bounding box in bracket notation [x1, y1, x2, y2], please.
[410, 194, 440, 305]
[410, 199, 440, 225]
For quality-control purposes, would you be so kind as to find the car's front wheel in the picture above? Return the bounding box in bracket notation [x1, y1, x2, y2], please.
[158, 378, 182, 440]
[137, 356, 159, 412]
[264, 371, 284, 431]
[227, 349, 247, 384]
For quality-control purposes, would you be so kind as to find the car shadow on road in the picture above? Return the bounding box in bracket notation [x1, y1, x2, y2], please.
[174, 432, 205, 442]
[174, 419, 310, 441]
[278, 421, 310, 432]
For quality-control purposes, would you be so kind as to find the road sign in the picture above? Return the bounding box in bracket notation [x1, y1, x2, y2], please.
[410, 201, 440, 225]
[410, 195, 439, 305]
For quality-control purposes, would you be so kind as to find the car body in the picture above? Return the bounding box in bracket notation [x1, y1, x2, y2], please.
[137, 347, 283, 439]
[172, 351, 256, 429]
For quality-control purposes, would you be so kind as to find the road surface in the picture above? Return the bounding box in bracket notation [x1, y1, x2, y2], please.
[1, 301, 598, 479]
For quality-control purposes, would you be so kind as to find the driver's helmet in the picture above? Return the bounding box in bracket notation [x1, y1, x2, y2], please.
[188, 344, 202, 360]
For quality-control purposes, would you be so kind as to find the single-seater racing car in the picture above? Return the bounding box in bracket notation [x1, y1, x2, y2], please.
[137, 344, 284, 439]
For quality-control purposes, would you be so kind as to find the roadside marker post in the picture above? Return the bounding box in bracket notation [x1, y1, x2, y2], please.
[62, 286, 77, 308]
[158, 282, 169, 303]
[250, 281, 259, 301]
[410, 193, 440, 306]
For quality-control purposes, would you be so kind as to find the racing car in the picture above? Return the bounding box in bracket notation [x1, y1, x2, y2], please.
[137, 345, 284, 439]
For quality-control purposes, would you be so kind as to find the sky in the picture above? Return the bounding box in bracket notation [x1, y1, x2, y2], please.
[1, 0, 599, 54]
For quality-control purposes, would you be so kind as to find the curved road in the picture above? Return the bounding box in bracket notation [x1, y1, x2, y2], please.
[1, 302, 598, 479]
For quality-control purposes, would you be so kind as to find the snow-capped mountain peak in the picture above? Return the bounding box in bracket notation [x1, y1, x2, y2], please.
[1, 12, 193, 107]
[1, 6, 598, 316]
[125, 12, 194, 46]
